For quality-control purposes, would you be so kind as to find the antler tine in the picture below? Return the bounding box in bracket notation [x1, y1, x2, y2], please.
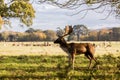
[56, 27, 64, 37]
[62, 25, 73, 37]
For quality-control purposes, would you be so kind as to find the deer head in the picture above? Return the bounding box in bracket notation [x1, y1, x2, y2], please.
[54, 25, 73, 44]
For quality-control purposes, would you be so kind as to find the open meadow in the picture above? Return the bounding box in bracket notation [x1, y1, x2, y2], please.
[0, 41, 120, 80]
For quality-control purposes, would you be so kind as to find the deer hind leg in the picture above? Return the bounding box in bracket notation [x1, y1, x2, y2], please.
[88, 53, 98, 68]
[85, 54, 92, 69]
[89, 53, 97, 63]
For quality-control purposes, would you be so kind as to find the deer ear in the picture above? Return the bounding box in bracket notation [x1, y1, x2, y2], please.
[58, 35, 61, 37]
[57, 34, 62, 38]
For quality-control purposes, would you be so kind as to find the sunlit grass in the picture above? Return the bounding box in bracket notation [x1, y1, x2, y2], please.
[0, 55, 119, 79]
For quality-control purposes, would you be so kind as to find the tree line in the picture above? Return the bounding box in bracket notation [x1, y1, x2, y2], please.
[0, 28, 57, 42]
[0, 26, 120, 42]
[81, 27, 120, 41]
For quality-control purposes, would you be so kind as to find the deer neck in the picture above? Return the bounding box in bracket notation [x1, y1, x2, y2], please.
[59, 41, 69, 53]
[60, 41, 68, 48]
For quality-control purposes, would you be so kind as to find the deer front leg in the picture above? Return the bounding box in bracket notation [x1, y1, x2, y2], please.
[71, 53, 75, 70]
[68, 54, 72, 67]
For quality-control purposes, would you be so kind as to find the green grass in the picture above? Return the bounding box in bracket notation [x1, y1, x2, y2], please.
[0, 55, 120, 80]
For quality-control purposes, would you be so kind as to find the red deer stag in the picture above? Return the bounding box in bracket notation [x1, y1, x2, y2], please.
[54, 25, 97, 69]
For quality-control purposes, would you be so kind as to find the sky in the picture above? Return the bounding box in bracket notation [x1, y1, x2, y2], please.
[1, 1, 120, 32]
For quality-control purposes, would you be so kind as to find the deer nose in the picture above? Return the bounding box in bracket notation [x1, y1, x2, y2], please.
[54, 41, 57, 43]
[54, 40, 58, 43]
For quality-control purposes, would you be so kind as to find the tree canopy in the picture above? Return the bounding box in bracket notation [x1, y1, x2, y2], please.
[0, 0, 119, 30]
[73, 25, 89, 41]
[0, 0, 35, 28]
[38, 0, 120, 18]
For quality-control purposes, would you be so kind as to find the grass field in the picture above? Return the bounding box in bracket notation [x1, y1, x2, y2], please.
[0, 55, 120, 80]
[0, 41, 119, 56]
[0, 41, 120, 80]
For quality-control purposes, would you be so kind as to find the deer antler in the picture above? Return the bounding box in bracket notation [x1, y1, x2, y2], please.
[62, 25, 73, 37]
